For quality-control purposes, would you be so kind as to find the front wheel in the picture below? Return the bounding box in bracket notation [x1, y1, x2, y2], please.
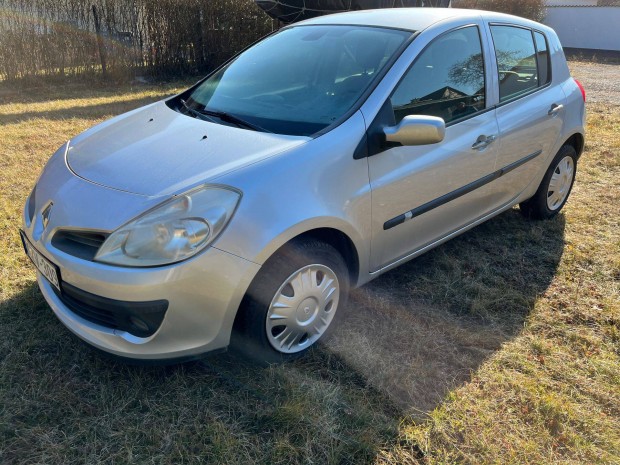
[520, 145, 578, 220]
[232, 239, 349, 364]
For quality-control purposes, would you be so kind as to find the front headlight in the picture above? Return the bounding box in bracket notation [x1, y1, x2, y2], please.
[94, 185, 241, 267]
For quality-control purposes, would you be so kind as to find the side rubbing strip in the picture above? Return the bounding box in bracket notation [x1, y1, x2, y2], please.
[499, 150, 543, 175]
[383, 150, 543, 230]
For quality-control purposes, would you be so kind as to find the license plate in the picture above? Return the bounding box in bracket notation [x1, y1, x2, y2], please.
[20, 231, 61, 292]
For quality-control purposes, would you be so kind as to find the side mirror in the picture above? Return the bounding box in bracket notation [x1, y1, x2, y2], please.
[383, 115, 446, 146]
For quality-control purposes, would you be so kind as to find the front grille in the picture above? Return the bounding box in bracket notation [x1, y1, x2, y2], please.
[52, 230, 109, 261]
[53, 282, 169, 338]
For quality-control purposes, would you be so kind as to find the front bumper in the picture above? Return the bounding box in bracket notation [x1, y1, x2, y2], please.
[31, 243, 260, 360]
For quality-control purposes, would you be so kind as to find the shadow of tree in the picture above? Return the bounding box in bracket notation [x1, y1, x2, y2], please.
[1, 209, 566, 464]
[0, 96, 175, 124]
[0, 80, 193, 106]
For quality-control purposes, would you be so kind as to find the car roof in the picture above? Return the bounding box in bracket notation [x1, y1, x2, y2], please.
[295, 8, 535, 32]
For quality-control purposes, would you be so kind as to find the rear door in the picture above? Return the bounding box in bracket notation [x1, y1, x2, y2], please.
[487, 24, 566, 204]
[368, 25, 502, 271]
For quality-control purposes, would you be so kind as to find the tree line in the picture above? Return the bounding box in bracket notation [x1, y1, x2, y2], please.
[0, 0, 546, 84]
[0, 0, 276, 83]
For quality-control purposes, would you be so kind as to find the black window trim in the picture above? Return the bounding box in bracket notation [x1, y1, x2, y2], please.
[386, 23, 490, 130]
[489, 22, 554, 108]
[533, 29, 552, 87]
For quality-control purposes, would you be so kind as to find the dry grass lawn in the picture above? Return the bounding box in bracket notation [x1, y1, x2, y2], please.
[1, 69, 619, 464]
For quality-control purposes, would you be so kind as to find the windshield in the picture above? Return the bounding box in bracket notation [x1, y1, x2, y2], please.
[184, 25, 412, 136]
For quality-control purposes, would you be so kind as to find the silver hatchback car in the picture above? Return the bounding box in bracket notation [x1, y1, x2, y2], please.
[22, 8, 585, 363]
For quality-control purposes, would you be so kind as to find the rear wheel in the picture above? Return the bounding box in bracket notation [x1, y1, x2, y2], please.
[520, 145, 577, 220]
[232, 238, 349, 364]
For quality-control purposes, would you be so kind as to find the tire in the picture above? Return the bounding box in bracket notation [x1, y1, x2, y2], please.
[520, 145, 578, 220]
[231, 238, 349, 364]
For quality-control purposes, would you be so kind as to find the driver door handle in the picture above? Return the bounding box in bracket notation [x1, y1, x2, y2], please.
[472, 134, 497, 150]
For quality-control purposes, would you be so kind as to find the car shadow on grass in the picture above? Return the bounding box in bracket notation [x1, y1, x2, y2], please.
[1, 209, 566, 464]
[324, 208, 568, 415]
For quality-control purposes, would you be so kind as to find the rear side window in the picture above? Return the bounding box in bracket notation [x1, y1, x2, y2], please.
[390, 26, 486, 125]
[491, 25, 538, 102]
[534, 32, 551, 86]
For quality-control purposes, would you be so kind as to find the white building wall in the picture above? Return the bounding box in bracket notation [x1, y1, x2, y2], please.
[544, 6, 620, 51]
[546, 0, 597, 5]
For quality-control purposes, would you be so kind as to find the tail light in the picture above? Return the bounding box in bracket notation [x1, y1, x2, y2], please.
[574, 79, 586, 102]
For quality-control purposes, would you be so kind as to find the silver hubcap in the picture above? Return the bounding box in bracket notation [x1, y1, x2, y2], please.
[266, 264, 340, 354]
[547, 156, 575, 211]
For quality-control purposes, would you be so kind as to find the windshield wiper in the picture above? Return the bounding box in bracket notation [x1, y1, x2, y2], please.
[179, 99, 214, 123]
[179, 99, 271, 133]
[201, 108, 272, 133]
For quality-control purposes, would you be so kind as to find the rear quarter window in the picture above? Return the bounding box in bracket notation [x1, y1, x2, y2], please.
[534, 31, 551, 86]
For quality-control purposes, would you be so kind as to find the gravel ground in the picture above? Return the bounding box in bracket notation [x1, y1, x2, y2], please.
[568, 60, 620, 105]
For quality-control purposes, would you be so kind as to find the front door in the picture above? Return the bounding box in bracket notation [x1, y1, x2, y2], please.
[368, 25, 502, 271]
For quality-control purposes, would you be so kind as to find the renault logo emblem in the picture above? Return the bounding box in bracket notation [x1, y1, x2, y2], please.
[41, 202, 53, 230]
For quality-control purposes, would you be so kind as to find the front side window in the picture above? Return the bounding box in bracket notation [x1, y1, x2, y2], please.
[185, 25, 412, 136]
[390, 26, 486, 125]
[491, 25, 539, 102]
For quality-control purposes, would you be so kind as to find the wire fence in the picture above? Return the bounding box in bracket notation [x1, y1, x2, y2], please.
[0, 0, 277, 83]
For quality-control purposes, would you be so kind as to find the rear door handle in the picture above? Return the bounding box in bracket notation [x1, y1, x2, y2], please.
[472, 134, 497, 150]
[548, 103, 564, 116]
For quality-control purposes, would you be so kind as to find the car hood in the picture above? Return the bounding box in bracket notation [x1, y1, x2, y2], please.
[67, 101, 309, 197]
